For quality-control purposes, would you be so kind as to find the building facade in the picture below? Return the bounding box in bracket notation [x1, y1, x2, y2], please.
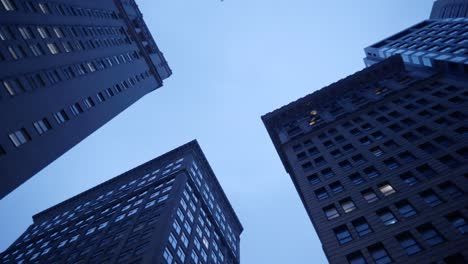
[262, 56, 468, 264]
[363, 18, 468, 74]
[0, 140, 243, 264]
[0, 0, 171, 198]
[430, 0, 468, 19]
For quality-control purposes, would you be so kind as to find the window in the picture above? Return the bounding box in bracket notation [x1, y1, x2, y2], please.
[368, 243, 392, 264]
[364, 166, 380, 178]
[399, 172, 419, 186]
[370, 147, 384, 157]
[378, 183, 396, 196]
[396, 232, 422, 255]
[2, 79, 25, 96]
[47, 42, 60, 54]
[168, 233, 177, 249]
[84, 97, 95, 109]
[334, 225, 353, 244]
[349, 173, 365, 185]
[438, 155, 462, 169]
[0, 145, 5, 157]
[163, 247, 173, 263]
[444, 253, 467, 264]
[416, 164, 436, 178]
[418, 142, 439, 153]
[377, 208, 398, 226]
[70, 103, 83, 116]
[438, 181, 463, 199]
[352, 217, 372, 237]
[446, 212, 467, 234]
[8, 128, 31, 147]
[384, 158, 399, 170]
[54, 110, 69, 124]
[420, 190, 443, 207]
[1, 0, 15, 11]
[329, 181, 344, 194]
[314, 188, 329, 200]
[339, 160, 352, 170]
[321, 168, 335, 178]
[342, 144, 355, 152]
[352, 154, 366, 165]
[340, 198, 356, 213]
[395, 200, 417, 218]
[18, 27, 33, 39]
[176, 247, 185, 261]
[383, 140, 399, 149]
[362, 189, 378, 203]
[307, 174, 320, 185]
[33, 118, 52, 135]
[314, 156, 326, 167]
[359, 136, 372, 145]
[324, 205, 339, 220]
[346, 251, 367, 264]
[417, 224, 445, 246]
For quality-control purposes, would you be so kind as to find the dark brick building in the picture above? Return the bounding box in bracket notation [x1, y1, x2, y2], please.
[0, 140, 243, 264]
[430, 0, 468, 19]
[262, 56, 467, 264]
[0, 0, 171, 198]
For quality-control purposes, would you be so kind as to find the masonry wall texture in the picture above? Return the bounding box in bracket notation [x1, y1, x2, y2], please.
[262, 55, 468, 264]
[0, 0, 171, 199]
[0, 140, 243, 264]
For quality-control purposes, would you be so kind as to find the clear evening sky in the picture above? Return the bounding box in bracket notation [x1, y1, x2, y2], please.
[1, 0, 431, 263]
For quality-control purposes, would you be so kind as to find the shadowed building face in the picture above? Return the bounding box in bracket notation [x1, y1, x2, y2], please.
[0, 0, 171, 199]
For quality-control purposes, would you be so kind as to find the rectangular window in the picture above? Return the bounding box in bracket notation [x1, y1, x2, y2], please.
[83, 97, 95, 109]
[329, 181, 344, 194]
[368, 243, 392, 264]
[37, 26, 49, 39]
[1, 0, 16, 11]
[349, 172, 364, 185]
[54, 110, 69, 124]
[33, 118, 52, 135]
[324, 205, 339, 220]
[334, 225, 353, 244]
[9, 128, 31, 147]
[396, 232, 422, 255]
[352, 217, 372, 237]
[18, 27, 33, 39]
[314, 188, 329, 200]
[346, 251, 366, 264]
[446, 212, 467, 234]
[377, 208, 398, 226]
[417, 224, 445, 246]
[362, 189, 378, 203]
[395, 200, 417, 218]
[420, 189, 443, 207]
[378, 183, 396, 196]
[47, 42, 60, 54]
[70, 103, 83, 116]
[340, 198, 356, 213]
[438, 181, 463, 199]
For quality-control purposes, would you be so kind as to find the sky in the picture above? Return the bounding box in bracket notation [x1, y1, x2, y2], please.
[0, 0, 432, 263]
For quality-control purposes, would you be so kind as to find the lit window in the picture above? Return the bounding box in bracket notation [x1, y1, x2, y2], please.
[18, 27, 32, 39]
[378, 183, 396, 196]
[362, 189, 378, 203]
[33, 118, 52, 135]
[340, 199, 356, 213]
[37, 26, 49, 39]
[163, 247, 173, 263]
[168, 233, 177, 249]
[1, 0, 15, 11]
[324, 205, 340, 220]
[53, 27, 63, 38]
[334, 225, 353, 244]
[176, 247, 185, 261]
[47, 42, 59, 54]
[9, 128, 31, 147]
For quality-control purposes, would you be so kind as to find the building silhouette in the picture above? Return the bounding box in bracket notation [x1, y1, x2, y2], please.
[430, 0, 468, 19]
[0, 0, 171, 198]
[262, 55, 468, 264]
[363, 18, 468, 74]
[0, 140, 243, 264]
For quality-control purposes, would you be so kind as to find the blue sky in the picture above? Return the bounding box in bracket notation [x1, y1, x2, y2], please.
[0, 0, 432, 263]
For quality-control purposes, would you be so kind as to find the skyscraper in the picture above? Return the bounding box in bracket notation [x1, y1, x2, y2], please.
[363, 18, 468, 73]
[0, 140, 243, 264]
[0, 0, 171, 198]
[430, 0, 468, 19]
[262, 55, 468, 264]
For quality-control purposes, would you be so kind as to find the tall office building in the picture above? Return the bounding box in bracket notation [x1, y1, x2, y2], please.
[0, 140, 243, 264]
[363, 18, 468, 73]
[262, 56, 467, 264]
[0, 0, 171, 198]
[430, 0, 468, 19]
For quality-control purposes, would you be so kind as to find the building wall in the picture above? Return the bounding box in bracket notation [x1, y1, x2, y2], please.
[0, 0, 171, 198]
[0, 141, 243, 264]
[263, 57, 468, 264]
[430, 0, 468, 19]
